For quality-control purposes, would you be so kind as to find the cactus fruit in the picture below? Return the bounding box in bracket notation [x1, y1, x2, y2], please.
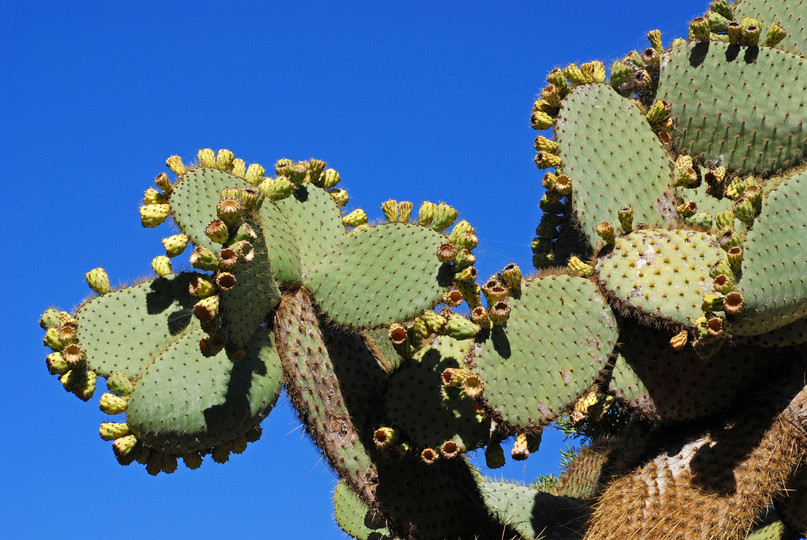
[36, 1, 807, 536]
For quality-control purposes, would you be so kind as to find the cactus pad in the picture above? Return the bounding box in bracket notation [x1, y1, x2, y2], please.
[610, 325, 783, 422]
[731, 169, 807, 335]
[657, 41, 807, 176]
[740, 317, 807, 347]
[554, 83, 674, 246]
[479, 480, 589, 540]
[217, 218, 281, 349]
[305, 223, 453, 328]
[125, 325, 282, 454]
[596, 229, 726, 327]
[362, 327, 407, 373]
[75, 274, 199, 380]
[255, 201, 302, 286]
[746, 511, 793, 540]
[385, 336, 491, 454]
[333, 481, 394, 540]
[609, 354, 652, 412]
[169, 167, 250, 250]
[274, 184, 346, 275]
[472, 275, 618, 430]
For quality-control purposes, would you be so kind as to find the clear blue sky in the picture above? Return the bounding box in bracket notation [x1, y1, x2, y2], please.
[4, 1, 706, 537]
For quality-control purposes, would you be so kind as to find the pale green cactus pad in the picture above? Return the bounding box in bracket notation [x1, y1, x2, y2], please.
[217, 218, 281, 349]
[657, 41, 807, 176]
[554, 83, 674, 247]
[75, 274, 199, 380]
[333, 480, 395, 540]
[479, 480, 589, 540]
[255, 201, 303, 286]
[169, 167, 251, 250]
[126, 326, 282, 453]
[472, 275, 618, 430]
[731, 169, 807, 335]
[274, 184, 347, 275]
[305, 223, 453, 328]
[385, 336, 491, 454]
[596, 229, 726, 328]
[734, 0, 807, 56]
[273, 289, 378, 507]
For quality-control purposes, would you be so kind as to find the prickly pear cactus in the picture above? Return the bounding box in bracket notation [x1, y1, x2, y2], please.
[38, 1, 807, 538]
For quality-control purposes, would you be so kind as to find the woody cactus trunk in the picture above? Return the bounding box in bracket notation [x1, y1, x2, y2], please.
[37, 1, 807, 538]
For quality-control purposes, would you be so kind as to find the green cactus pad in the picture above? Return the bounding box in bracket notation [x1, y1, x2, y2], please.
[255, 201, 302, 286]
[657, 41, 807, 176]
[554, 83, 674, 247]
[169, 167, 250, 250]
[333, 481, 395, 540]
[731, 170, 807, 335]
[126, 325, 282, 453]
[596, 229, 726, 328]
[472, 275, 618, 431]
[609, 354, 651, 411]
[385, 336, 490, 453]
[734, 0, 807, 55]
[362, 327, 406, 373]
[75, 274, 200, 380]
[274, 289, 378, 507]
[218, 218, 281, 349]
[746, 509, 793, 540]
[274, 184, 346, 275]
[479, 480, 589, 540]
[305, 223, 453, 328]
[610, 325, 788, 422]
